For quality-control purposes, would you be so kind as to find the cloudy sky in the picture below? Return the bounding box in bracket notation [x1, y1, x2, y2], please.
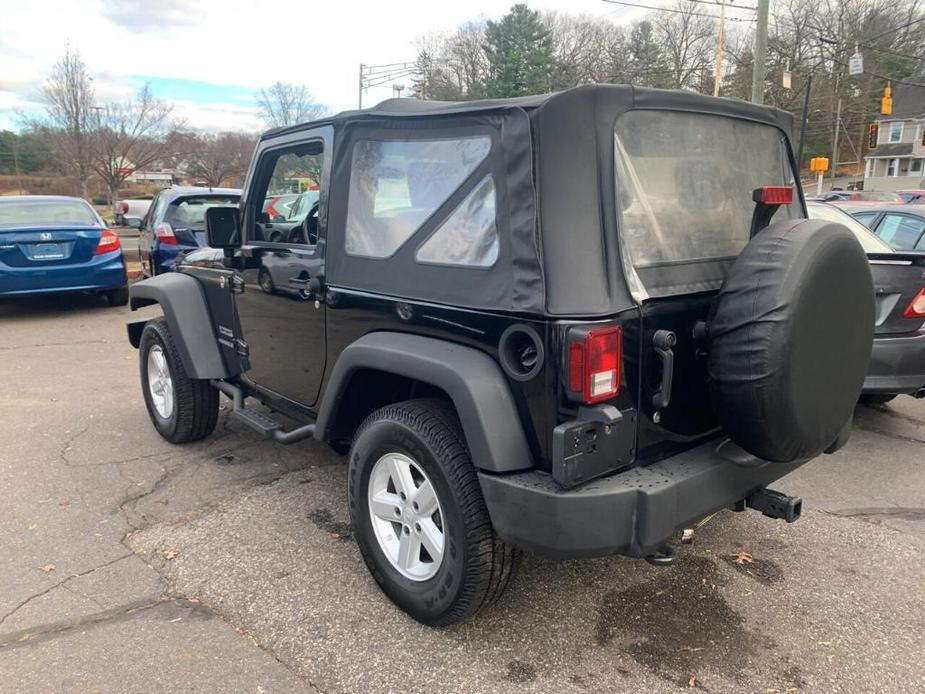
[0, 0, 661, 132]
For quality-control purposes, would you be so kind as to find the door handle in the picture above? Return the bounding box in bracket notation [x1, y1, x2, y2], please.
[652, 330, 676, 411]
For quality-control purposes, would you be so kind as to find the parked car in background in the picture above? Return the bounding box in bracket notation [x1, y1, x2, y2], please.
[262, 193, 300, 220]
[132, 187, 240, 277]
[115, 198, 154, 226]
[847, 205, 925, 251]
[0, 195, 127, 305]
[897, 189, 925, 204]
[820, 190, 904, 203]
[807, 201, 925, 403]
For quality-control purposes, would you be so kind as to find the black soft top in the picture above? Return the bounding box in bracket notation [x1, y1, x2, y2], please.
[279, 85, 796, 317]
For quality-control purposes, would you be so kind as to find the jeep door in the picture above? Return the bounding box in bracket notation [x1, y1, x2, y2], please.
[232, 127, 331, 409]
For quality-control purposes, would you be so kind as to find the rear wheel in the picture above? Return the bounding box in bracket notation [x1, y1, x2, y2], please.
[105, 285, 129, 306]
[139, 317, 218, 444]
[348, 398, 518, 626]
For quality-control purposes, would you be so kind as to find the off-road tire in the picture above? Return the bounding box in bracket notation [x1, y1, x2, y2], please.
[139, 317, 219, 444]
[348, 398, 519, 626]
[106, 285, 129, 307]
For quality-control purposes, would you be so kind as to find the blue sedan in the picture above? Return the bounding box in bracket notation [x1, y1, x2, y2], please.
[0, 195, 128, 305]
[132, 187, 240, 277]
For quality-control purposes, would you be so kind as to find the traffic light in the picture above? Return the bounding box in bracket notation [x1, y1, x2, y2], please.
[868, 123, 879, 149]
[881, 83, 892, 116]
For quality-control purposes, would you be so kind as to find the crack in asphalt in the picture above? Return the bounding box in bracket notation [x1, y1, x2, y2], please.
[854, 423, 925, 445]
[0, 554, 133, 631]
[0, 339, 111, 352]
[0, 598, 178, 651]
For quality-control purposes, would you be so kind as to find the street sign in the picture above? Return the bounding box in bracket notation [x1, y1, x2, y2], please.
[849, 53, 863, 76]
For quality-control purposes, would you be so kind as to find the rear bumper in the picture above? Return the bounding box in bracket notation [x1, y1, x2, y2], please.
[0, 252, 126, 296]
[478, 438, 804, 559]
[864, 328, 925, 395]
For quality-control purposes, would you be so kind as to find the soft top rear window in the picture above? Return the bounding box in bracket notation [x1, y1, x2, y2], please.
[615, 110, 797, 299]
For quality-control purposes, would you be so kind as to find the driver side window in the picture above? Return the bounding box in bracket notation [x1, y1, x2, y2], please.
[252, 140, 324, 246]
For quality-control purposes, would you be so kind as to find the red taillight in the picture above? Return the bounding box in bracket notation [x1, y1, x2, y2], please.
[154, 222, 177, 245]
[757, 186, 793, 205]
[94, 229, 121, 255]
[904, 288, 925, 318]
[568, 326, 622, 404]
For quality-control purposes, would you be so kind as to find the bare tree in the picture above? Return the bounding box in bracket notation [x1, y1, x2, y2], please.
[187, 132, 256, 187]
[413, 22, 490, 100]
[256, 82, 328, 127]
[653, 0, 715, 90]
[41, 47, 96, 198]
[92, 84, 175, 217]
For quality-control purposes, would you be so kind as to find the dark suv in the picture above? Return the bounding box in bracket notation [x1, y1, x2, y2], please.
[126, 85, 875, 626]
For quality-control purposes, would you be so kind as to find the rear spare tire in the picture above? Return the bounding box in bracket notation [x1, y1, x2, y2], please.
[707, 218, 874, 462]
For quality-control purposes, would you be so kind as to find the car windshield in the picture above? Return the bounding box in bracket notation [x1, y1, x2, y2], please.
[0, 199, 97, 228]
[860, 192, 903, 202]
[806, 202, 893, 253]
[614, 110, 796, 298]
[164, 196, 239, 230]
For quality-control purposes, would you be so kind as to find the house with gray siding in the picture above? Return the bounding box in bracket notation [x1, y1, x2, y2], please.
[864, 75, 925, 191]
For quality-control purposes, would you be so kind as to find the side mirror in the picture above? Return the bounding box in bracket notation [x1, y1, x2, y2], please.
[206, 206, 241, 249]
[123, 216, 143, 230]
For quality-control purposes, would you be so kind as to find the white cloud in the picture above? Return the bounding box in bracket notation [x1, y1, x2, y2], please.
[0, 0, 636, 130]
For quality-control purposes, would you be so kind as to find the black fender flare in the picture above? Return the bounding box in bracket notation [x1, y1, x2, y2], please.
[314, 332, 534, 474]
[127, 273, 229, 380]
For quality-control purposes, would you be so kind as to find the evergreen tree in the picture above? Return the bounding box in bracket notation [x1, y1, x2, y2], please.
[482, 4, 557, 97]
[627, 21, 669, 88]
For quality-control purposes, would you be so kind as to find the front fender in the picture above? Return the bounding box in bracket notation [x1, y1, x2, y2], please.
[315, 332, 534, 473]
[128, 273, 229, 380]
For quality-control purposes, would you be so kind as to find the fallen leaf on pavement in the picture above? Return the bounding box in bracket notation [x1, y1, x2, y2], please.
[688, 675, 697, 688]
[728, 549, 753, 565]
[39, 564, 55, 573]
[272, 570, 289, 580]
[163, 549, 179, 561]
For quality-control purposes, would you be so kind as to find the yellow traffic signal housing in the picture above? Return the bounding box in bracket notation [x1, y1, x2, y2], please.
[881, 83, 892, 116]
[809, 157, 829, 174]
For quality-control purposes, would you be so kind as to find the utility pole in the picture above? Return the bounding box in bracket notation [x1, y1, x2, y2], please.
[713, 0, 727, 97]
[751, 0, 769, 103]
[831, 97, 842, 183]
[797, 74, 813, 168]
[358, 63, 365, 109]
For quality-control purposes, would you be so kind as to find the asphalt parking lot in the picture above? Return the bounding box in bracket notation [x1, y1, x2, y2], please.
[1, 293, 923, 693]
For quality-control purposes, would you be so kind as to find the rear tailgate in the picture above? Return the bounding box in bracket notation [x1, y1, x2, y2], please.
[868, 252, 925, 335]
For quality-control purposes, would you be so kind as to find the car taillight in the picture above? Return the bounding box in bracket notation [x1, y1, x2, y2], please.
[154, 222, 177, 245]
[94, 229, 121, 255]
[903, 288, 925, 318]
[567, 326, 622, 404]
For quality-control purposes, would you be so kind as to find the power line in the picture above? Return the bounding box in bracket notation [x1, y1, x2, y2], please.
[865, 15, 925, 43]
[600, 0, 756, 23]
[685, 0, 757, 11]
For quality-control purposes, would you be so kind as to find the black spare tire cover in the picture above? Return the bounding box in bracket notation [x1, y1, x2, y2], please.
[707, 218, 874, 462]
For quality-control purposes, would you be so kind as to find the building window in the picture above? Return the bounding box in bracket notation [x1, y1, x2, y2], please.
[887, 158, 898, 176]
[889, 121, 903, 143]
[911, 158, 924, 175]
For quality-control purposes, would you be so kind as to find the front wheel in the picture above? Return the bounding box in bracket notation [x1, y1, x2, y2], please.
[139, 317, 218, 444]
[348, 398, 518, 626]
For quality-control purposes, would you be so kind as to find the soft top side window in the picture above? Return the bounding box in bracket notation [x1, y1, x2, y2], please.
[344, 136, 491, 259]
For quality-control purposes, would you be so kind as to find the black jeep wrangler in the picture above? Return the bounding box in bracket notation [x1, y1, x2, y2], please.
[127, 85, 875, 626]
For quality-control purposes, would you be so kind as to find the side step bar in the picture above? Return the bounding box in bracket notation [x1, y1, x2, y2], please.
[210, 380, 315, 445]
